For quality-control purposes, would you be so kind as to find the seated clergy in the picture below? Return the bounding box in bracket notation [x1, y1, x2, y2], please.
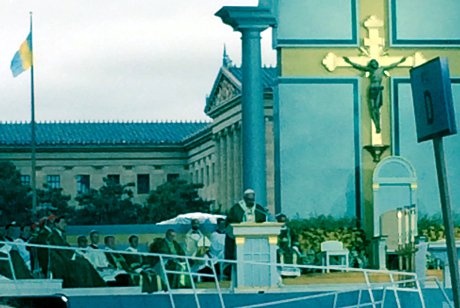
[185, 219, 211, 274]
[209, 218, 226, 261]
[103, 235, 134, 286]
[89, 230, 101, 249]
[204, 217, 228, 280]
[150, 229, 189, 289]
[84, 234, 127, 285]
[185, 219, 211, 258]
[0, 223, 31, 280]
[276, 214, 297, 263]
[4, 221, 20, 242]
[72, 235, 90, 258]
[86, 230, 110, 271]
[14, 224, 33, 271]
[276, 214, 301, 277]
[34, 215, 56, 278]
[48, 217, 105, 287]
[47, 217, 73, 284]
[123, 235, 159, 293]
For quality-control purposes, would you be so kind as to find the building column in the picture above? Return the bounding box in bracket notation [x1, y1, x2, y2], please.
[214, 133, 222, 209]
[210, 154, 216, 201]
[201, 158, 206, 197]
[212, 135, 220, 210]
[233, 122, 241, 200]
[216, 6, 275, 207]
[205, 157, 210, 200]
[227, 126, 234, 206]
[220, 129, 228, 209]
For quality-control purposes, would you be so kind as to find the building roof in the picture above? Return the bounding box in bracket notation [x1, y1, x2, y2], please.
[204, 65, 277, 115]
[0, 121, 211, 146]
[227, 66, 277, 91]
[219, 47, 277, 90]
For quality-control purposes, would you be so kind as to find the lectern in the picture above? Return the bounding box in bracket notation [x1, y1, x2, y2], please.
[231, 222, 283, 289]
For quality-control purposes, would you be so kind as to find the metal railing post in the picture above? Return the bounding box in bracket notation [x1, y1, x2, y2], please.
[159, 255, 176, 308]
[413, 274, 426, 308]
[363, 271, 376, 308]
[210, 259, 226, 308]
[333, 292, 338, 308]
[357, 289, 362, 308]
[389, 272, 401, 308]
[184, 257, 201, 308]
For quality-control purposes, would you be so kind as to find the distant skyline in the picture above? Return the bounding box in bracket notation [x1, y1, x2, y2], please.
[0, 0, 276, 123]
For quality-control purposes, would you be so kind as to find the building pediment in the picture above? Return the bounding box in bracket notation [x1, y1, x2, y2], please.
[204, 67, 242, 116]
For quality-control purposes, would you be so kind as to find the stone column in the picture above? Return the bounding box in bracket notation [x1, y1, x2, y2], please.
[241, 27, 266, 206]
[201, 158, 206, 199]
[205, 157, 210, 199]
[211, 155, 216, 201]
[227, 126, 234, 206]
[233, 122, 241, 200]
[216, 6, 275, 207]
[215, 133, 222, 210]
[213, 133, 222, 211]
[221, 129, 228, 209]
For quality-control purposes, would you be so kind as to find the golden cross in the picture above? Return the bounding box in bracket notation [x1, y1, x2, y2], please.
[322, 16, 426, 74]
[321, 15, 427, 146]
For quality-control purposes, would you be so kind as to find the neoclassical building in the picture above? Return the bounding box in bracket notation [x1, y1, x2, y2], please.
[0, 58, 276, 212]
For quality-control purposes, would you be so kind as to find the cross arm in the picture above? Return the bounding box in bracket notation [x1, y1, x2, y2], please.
[322, 52, 370, 72]
[343, 56, 370, 72]
[382, 56, 407, 70]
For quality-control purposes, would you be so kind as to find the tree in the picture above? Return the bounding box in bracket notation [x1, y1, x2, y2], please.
[74, 178, 143, 225]
[36, 185, 73, 222]
[144, 180, 211, 223]
[0, 161, 31, 225]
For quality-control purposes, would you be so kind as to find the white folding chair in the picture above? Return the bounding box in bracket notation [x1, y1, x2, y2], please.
[320, 240, 349, 273]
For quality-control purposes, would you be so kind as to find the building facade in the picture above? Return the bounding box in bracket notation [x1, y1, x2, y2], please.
[0, 62, 276, 212]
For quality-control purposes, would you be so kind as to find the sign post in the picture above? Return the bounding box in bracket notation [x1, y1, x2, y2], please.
[410, 57, 458, 308]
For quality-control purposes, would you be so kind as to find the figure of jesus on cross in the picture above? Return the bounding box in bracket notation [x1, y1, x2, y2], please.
[322, 15, 426, 145]
[343, 57, 406, 133]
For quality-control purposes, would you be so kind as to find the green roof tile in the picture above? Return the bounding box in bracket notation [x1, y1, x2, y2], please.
[0, 121, 210, 146]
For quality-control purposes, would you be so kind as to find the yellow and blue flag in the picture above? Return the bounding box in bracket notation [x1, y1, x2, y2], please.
[10, 33, 33, 77]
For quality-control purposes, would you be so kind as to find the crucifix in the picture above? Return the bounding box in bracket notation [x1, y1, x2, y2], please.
[322, 15, 426, 148]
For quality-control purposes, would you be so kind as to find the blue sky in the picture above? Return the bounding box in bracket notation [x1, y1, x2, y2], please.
[0, 0, 275, 122]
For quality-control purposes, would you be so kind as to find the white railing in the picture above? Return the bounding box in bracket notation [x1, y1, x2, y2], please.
[0, 240, 449, 308]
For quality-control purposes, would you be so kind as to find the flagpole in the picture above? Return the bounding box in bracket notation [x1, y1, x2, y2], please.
[29, 11, 37, 218]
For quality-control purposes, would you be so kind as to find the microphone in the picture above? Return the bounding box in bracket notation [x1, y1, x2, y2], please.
[254, 206, 275, 222]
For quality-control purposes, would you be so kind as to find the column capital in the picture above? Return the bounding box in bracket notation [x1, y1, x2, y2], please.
[220, 128, 228, 137]
[215, 6, 275, 32]
[214, 129, 226, 139]
[233, 121, 241, 131]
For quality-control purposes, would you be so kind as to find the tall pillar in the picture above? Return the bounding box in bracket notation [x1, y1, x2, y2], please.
[214, 134, 222, 209]
[221, 129, 228, 209]
[233, 122, 241, 200]
[216, 6, 275, 207]
[202, 158, 207, 199]
[227, 127, 234, 206]
[241, 27, 266, 206]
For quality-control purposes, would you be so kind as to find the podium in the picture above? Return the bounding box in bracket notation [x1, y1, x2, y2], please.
[231, 222, 283, 289]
